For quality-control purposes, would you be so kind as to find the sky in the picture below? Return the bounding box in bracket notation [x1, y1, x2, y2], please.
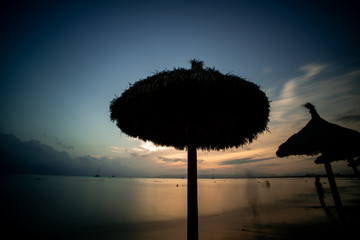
[1, 0, 360, 177]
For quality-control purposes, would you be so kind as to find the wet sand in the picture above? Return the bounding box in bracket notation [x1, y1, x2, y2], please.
[198, 204, 360, 240]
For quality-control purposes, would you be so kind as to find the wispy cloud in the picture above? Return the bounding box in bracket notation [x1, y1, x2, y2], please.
[157, 156, 204, 166]
[139, 141, 170, 152]
[109, 146, 126, 152]
[43, 134, 74, 150]
[110, 140, 170, 156]
[301, 70, 360, 118]
[271, 63, 327, 123]
[55, 137, 74, 149]
[261, 66, 273, 74]
[218, 157, 274, 166]
[158, 156, 186, 163]
[109, 146, 143, 158]
[334, 115, 360, 123]
[270, 63, 360, 130]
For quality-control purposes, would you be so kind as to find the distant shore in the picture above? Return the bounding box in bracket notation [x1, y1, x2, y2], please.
[156, 173, 358, 179]
[2, 172, 359, 179]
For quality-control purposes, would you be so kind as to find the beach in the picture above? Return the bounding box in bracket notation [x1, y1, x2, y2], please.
[2, 175, 359, 239]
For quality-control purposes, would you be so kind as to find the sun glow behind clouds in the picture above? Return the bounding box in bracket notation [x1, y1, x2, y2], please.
[140, 141, 170, 152]
[110, 141, 171, 156]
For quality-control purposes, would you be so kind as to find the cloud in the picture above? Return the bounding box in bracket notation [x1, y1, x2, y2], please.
[334, 115, 360, 123]
[55, 137, 74, 150]
[271, 63, 327, 123]
[270, 64, 360, 132]
[43, 134, 74, 150]
[109, 145, 144, 157]
[140, 141, 170, 152]
[158, 156, 186, 163]
[158, 156, 204, 165]
[0, 133, 73, 175]
[261, 67, 273, 74]
[110, 141, 171, 157]
[109, 146, 127, 152]
[110, 146, 140, 153]
[0, 133, 149, 177]
[299, 64, 327, 78]
[218, 157, 274, 165]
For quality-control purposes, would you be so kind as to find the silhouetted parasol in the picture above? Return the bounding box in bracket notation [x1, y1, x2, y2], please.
[110, 60, 270, 240]
[276, 103, 360, 221]
[276, 103, 360, 160]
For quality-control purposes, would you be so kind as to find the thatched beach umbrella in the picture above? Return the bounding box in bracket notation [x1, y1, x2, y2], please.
[110, 60, 270, 240]
[276, 103, 360, 221]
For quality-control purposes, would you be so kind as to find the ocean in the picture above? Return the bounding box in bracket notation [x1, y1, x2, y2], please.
[1, 175, 359, 239]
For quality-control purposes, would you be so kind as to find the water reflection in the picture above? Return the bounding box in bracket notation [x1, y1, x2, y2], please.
[132, 178, 187, 221]
[246, 178, 260, 221]
[315, 176, 326, 207]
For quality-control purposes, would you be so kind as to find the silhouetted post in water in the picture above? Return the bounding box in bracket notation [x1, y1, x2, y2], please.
[347, 157, 360, 179]
[315, 176, 325, 207]
[110, 60, 270, 240]
[276, 102, 360, 222]
[187, 132, 198, 239]
[323, 159, 344, 221]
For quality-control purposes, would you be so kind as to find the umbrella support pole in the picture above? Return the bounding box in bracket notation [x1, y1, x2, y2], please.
[347, 157, 360, 180]
[323, 160, 345, 222]
[187, 144, 198, 240]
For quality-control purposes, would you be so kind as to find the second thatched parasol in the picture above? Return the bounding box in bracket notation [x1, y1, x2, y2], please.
[276, 103, 360, 160]
[110, 60, 270, 240]
[276, 103, 360, 221]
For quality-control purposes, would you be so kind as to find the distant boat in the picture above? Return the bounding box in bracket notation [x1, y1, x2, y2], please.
[94, 167, 100, 177]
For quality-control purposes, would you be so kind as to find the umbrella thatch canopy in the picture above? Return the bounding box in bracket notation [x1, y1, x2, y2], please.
[110, 60, 270, 240]
[276, 103, 360, 221]
[110, 60, 270, 151]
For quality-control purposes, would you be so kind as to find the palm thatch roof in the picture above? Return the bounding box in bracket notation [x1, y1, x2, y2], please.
[110, 60, 270, 150]
[276, 103, 360, 161]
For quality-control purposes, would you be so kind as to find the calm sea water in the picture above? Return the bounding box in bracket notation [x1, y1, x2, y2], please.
[1, 175, 359, 238]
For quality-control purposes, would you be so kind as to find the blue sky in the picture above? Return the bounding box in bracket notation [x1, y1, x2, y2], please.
[1, 0, 359, 176]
